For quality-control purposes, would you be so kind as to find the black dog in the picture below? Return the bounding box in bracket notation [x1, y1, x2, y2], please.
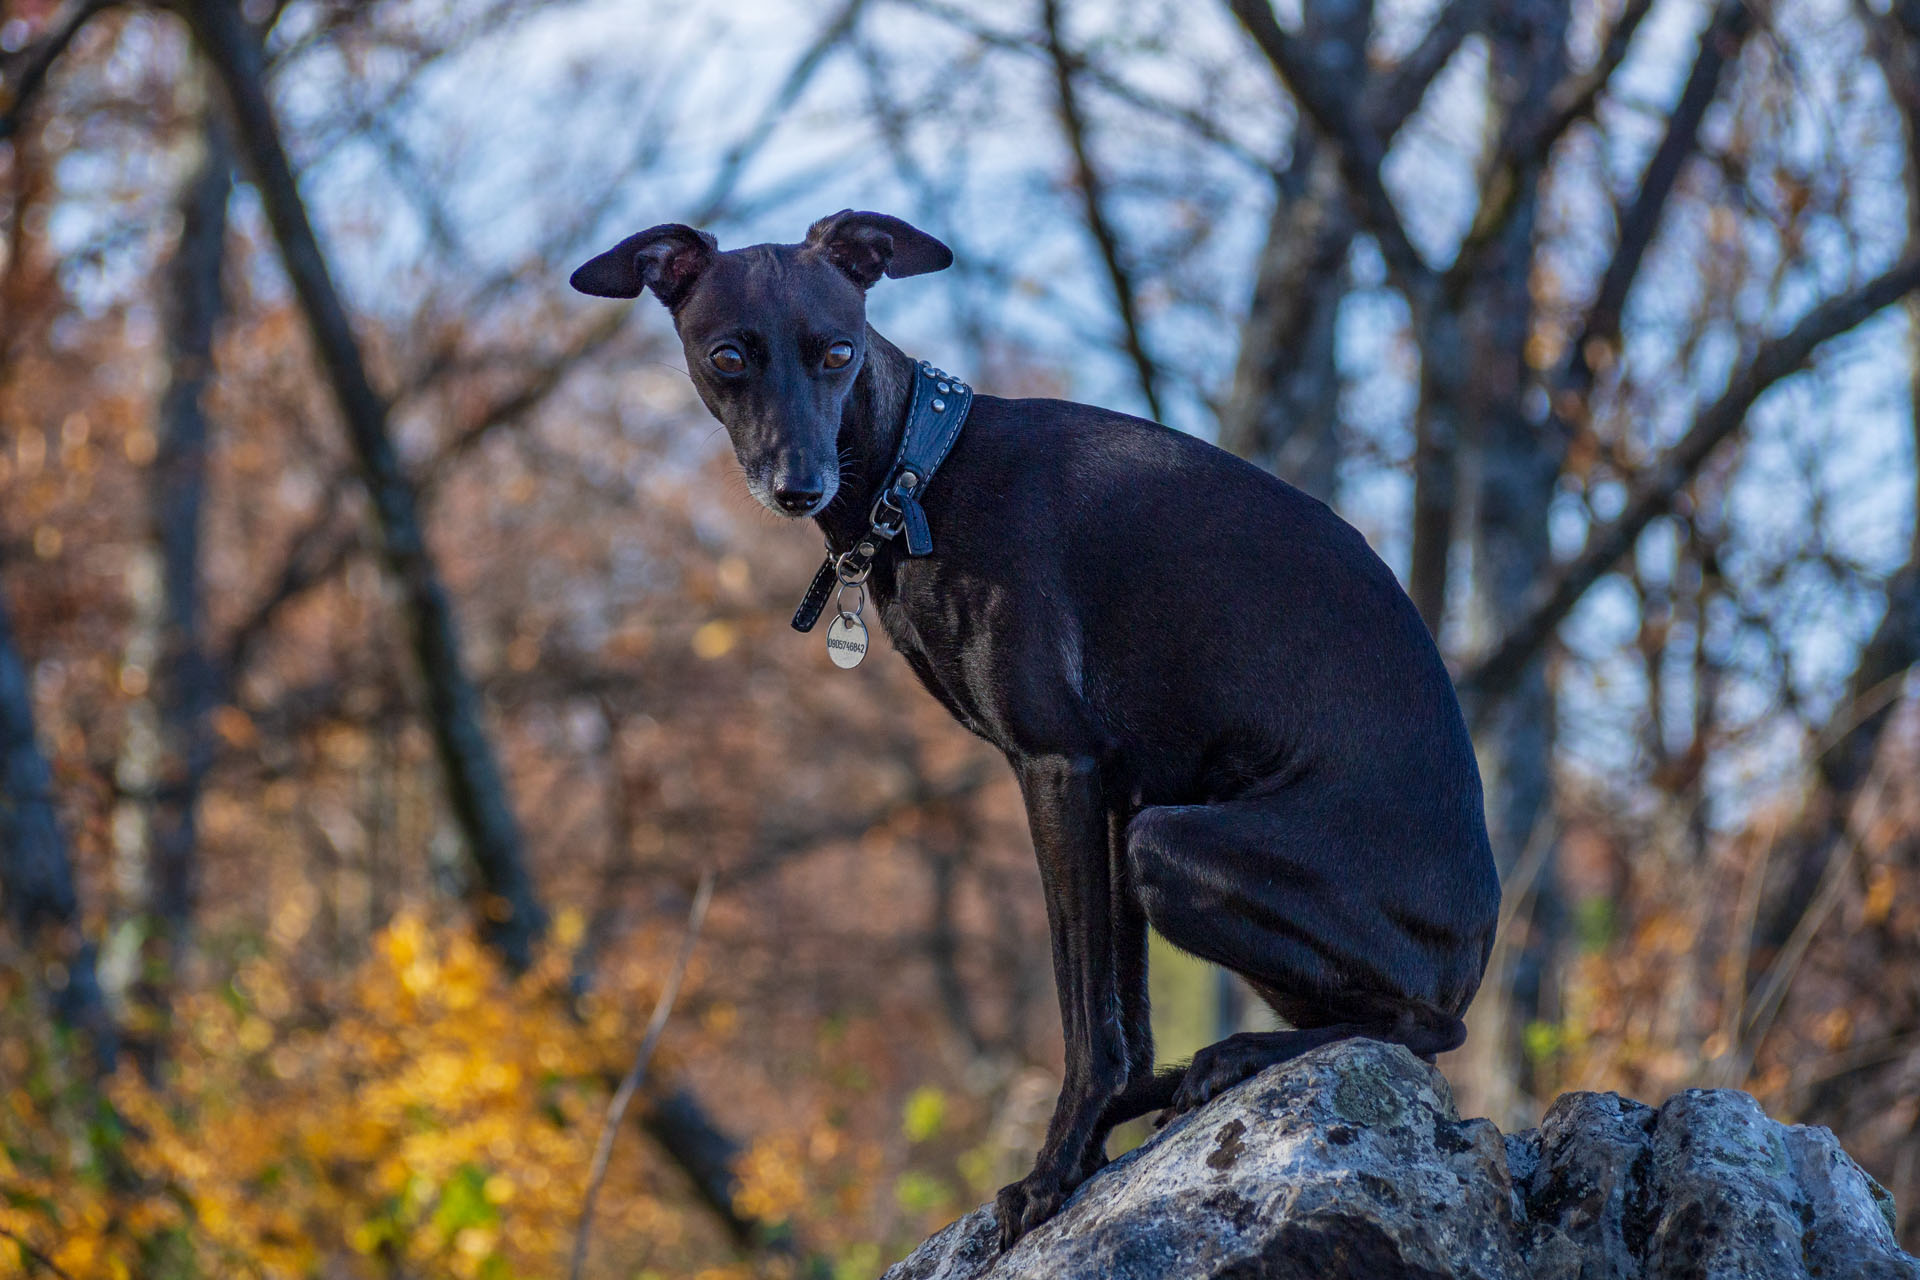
[571, 211, 1500, 1248]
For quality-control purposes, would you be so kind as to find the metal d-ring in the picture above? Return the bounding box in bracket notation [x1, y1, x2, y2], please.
[836, 580, 866, 620]
[834, 546, 873, 586]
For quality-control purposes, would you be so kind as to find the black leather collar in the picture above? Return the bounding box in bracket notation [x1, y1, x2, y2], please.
[791, 357, 974, 632]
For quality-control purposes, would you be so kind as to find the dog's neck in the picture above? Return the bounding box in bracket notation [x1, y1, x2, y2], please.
[816, 325, 915, 551]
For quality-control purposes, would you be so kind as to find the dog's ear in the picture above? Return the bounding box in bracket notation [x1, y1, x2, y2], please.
[804, 210, 953, 289]
[570, 224, 718, 308]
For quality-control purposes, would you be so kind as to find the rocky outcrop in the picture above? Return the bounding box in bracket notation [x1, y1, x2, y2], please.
[883, 1039, 1917, 1280]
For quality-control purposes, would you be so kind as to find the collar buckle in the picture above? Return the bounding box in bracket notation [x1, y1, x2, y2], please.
[867, 488, 906, 541]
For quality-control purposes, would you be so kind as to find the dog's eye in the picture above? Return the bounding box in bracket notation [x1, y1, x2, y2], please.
[710, 345, 746, 374]
[823, 340, 854, 370]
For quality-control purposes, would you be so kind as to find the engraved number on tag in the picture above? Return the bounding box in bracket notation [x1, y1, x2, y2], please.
[826, 612, 869, 669]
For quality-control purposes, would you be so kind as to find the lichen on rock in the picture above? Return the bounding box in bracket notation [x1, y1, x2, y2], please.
[883, 1039, 1919, 1280]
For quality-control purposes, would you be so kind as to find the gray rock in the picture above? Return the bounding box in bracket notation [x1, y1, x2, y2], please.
[883, 1039, 1918, 1280]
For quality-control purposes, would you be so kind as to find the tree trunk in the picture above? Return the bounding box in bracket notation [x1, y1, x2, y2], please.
[1410, 306, 1465, 632]
[1219, 132, 1352, 502]
[1452, 0, 1572, 1120]
[0, 561, 119, 1072]
[148, 102, 231, 983]
[1220, 0, 1373, 502]
[182, 0, 546, 969]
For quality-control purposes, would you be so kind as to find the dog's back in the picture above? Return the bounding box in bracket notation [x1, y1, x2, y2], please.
[907, 396, 1487, 818]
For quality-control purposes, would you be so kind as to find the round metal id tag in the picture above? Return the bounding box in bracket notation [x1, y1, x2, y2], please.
[825, 612, 869, 668]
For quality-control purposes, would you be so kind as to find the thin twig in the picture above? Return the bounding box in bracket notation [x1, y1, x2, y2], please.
[1790, 1029, 1920, 1103]
[1042, 0, 1163, 420]
[1808, 667, 1914, 773]
[0, 1225, 77, 1280]
[894, 0, 1277, 172]
[1446, 0, 1657, 292]
[1460, 251, 1920, 712]
[1493, 808, 1558, 944]
[1547, 0, 1754, 392]
[1716, 813, 1779, 1071]
[569, 869, 716, 1280]
[1718, 775, 1890, 1086]
[1463, 809, 1556, 1119]
[689, 0, 867, 221]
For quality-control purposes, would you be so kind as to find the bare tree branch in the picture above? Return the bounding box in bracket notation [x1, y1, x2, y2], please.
[1816, 568, 1920, 799]
[220, 305, 633, 688]
[1365, 0, 1487, 139]
[1723, 776, 1886, 1082]
[570, 870, 715, 1280]
[1523, 0, 1656, 160]
[1227, 0, 1436, 297]
[421, 314, 630, 480]
[728, 757, 999, 888]
[0, 1223, 77, 1280]
[690, 0, 868, 221]
[1445, 0, 1674, 299]
[1556, 0, 1754, 401]
[184, 0, 546, 968]
[0, 0, 112, 142]
[1044, 0, 1164, 420]
[1460, 253, 1920, 708]
[219, 484, 357, 681]
[897, 0, 1278, 171]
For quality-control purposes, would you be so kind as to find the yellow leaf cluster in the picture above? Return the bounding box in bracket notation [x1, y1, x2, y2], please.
[0, 912, 710, 1278]
[732, 1135, 808, 1224]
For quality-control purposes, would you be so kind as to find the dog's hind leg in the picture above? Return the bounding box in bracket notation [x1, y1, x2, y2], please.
[1123, 793, 1492, 1120]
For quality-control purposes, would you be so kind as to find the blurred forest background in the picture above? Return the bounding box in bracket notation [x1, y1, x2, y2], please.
[5, 0, 1920, 1274]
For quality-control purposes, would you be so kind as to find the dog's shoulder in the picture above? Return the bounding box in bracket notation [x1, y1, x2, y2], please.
[965, 392, 1184, 447]
[945, 393, 1391, 598]
[957, 393, 1319, 513]
[959, 394, 1243, 483]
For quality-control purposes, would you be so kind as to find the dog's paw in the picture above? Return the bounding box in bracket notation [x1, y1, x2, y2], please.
[1163, 1043, 1260, 1119]
[993, 1169, 1071, 1252]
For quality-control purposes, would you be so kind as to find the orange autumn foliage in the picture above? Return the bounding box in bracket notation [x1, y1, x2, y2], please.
[0, 910, 868, 1279]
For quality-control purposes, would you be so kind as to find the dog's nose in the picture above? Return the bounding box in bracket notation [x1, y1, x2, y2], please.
[773, 486, 823, 515]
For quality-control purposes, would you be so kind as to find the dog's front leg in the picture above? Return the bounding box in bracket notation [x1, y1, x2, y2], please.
[996, 752, 1128, 1249]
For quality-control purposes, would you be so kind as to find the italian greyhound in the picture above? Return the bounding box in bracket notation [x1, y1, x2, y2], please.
[571, 211, 1499, 1248]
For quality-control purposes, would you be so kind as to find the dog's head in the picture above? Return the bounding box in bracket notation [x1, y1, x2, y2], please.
[570, 211, 952, 519]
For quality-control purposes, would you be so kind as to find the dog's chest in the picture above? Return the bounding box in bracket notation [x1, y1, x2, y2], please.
[875, 586, 1011, 748]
